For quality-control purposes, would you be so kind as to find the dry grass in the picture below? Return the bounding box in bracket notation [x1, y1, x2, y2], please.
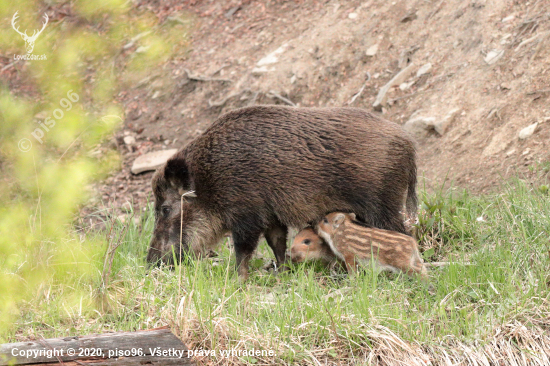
[6, 180, 550, 365]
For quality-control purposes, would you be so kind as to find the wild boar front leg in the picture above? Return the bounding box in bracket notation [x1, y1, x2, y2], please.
[233, 227, 262, 281]
[264, 222, 288, 271]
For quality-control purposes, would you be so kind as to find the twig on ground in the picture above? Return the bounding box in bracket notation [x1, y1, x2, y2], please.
[426, 0, 445, 21]
[208, 88, 251, 108]
[183, 68, 232, 83]
[347, 72, 371, 105]
[529, 31, 550, 64]
[266, 90, 296, 106]
[1, 60, 20, 72]
[515, 31, 550, 52]
[389, 87, 437, 103]
[247, 91, 260, 106]
[526, 88, 550, 95]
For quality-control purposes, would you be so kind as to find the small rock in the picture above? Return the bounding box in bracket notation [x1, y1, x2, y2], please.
[34, 111, 48, 120]
[151, 91, 160, 99]
[225, 6, 240, 19]
[121, 201, 132, 212]
[505, 149, 516, 156]
[416, 63, 432, 77]
[500, 33, 512, 45]
[476, 216, 485, 222]
[399, 81, 414, 91]
[88, 149, 103, 158]
[261, 292, 277, 304]
[401, 12, 417, 23]
[323, 287, 352, 301]
[502, 15, 515, 23]
[123, 135, 136, 145]
[518, 122, 538, 140]
[135, 46, 150, 53]
[256, 43, 288, 67]
[403, 116, 436, 137]
[366, 44, 378, 57]
[522, 148, 531, 156]
[290, 74, 297, 84]
[117, 214, 127, 224]
[131, 149, 178, 174]
[484, 49, 504, 65]
[500, 82, 511, 90]
[434, 108, 460, 135]
[348, 12, 358, 19]
[252, 66, 275, 75]
[404, 108, 459, 137]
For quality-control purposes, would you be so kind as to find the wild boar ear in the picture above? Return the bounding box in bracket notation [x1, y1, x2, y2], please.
[333, 213, 346, 229]
[164, 156, 191, 190]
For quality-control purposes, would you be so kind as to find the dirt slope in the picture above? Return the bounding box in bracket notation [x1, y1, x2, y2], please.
[98, 0, 550, 212]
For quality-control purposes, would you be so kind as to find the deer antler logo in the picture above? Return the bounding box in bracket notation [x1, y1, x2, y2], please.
[11, 11, 49, 54]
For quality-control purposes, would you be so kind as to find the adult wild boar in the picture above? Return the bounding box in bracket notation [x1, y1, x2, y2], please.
[147, 106, 417, 280]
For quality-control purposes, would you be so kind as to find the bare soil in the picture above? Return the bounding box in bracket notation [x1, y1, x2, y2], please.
[4, 0, 550, 217]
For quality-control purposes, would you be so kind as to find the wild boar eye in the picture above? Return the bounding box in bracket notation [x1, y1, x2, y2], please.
[161, 206, 171, 217]
[323, 218, 328, 224]
[303, 239, 311, 245]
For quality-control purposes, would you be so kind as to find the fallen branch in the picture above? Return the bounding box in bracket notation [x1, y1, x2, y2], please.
[372, 63, 416, 111]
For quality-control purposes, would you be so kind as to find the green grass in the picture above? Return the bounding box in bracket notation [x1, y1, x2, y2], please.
[6, 179, 550, 364]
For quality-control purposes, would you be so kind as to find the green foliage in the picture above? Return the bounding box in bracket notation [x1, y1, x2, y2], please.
[0, 0, 181, 339]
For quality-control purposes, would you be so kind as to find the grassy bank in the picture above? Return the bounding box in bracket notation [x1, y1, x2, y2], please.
[7, 180, 550, 365]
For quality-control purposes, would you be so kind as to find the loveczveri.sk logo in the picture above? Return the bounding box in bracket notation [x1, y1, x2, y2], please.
[11, 11, 48, 60]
